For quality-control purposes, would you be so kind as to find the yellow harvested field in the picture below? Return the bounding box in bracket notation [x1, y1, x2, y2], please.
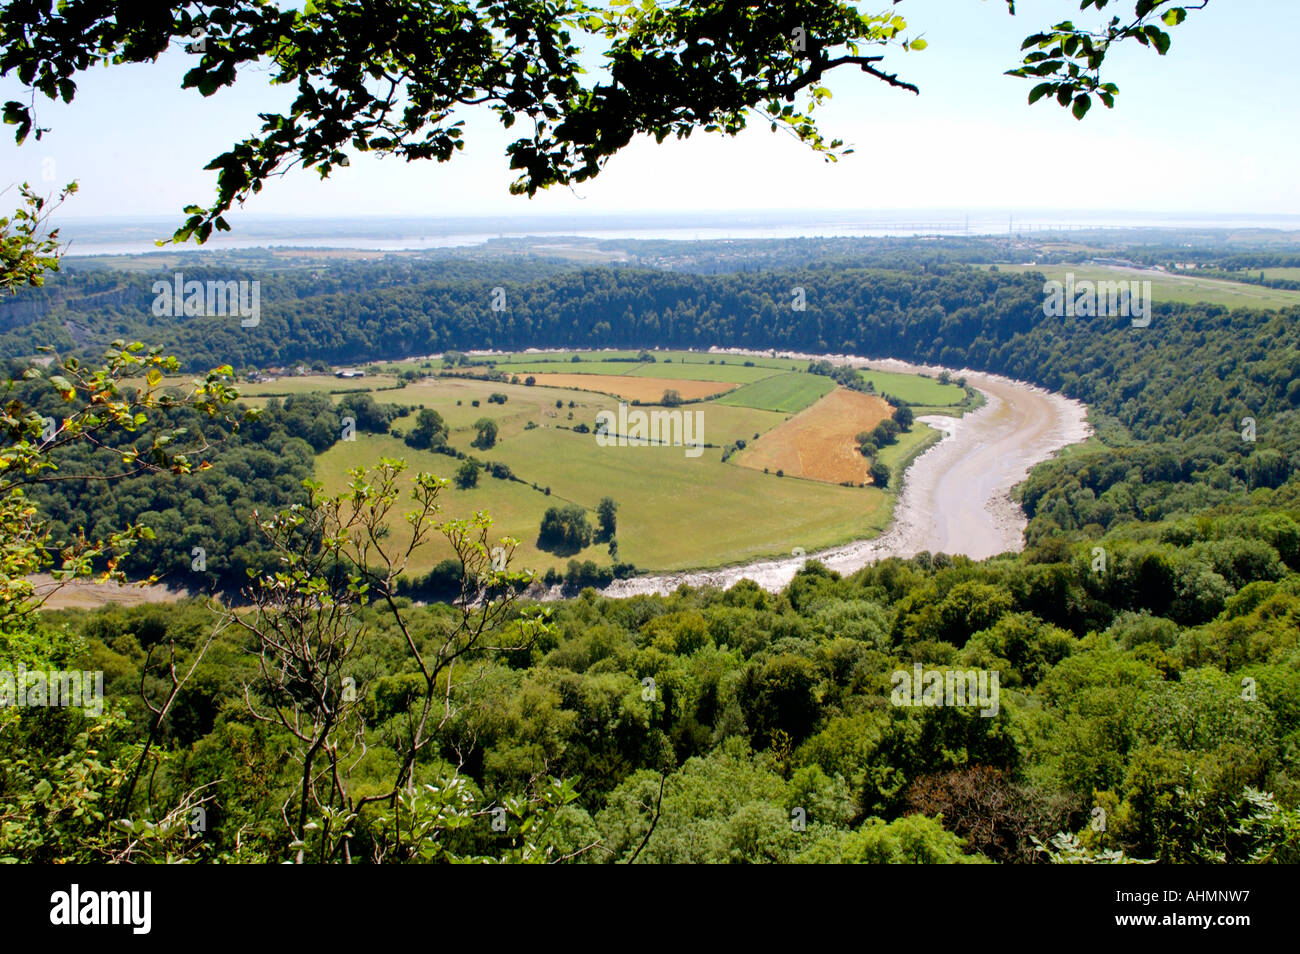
[736, 388, 893, 484]
[524, 373, 737, 403]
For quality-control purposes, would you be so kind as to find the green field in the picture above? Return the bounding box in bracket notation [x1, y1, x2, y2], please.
[858, 369, 966, 406]
[993, 264, 1300, 310]
[715, 372, 835, 413]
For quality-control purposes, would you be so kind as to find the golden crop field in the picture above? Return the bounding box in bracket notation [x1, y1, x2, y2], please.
[735, 388, 893, 484]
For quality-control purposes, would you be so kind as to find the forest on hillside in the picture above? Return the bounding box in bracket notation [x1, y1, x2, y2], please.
[4, 246, 1300, 863]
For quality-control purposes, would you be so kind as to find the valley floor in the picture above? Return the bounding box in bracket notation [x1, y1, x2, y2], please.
[600, 355, 1091, 596]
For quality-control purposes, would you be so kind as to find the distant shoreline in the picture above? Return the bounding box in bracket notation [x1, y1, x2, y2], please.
[58, 212, 1300, 258]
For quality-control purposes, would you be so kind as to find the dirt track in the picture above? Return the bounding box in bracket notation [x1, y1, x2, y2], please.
[597, 352, 1091, 597]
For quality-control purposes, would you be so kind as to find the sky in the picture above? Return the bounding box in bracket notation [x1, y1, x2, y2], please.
[2, 0, 1297, 223]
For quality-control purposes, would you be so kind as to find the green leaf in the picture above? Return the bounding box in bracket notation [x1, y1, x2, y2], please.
[1028, 82, 1054, 104]
[1145, 25, 1171, 55]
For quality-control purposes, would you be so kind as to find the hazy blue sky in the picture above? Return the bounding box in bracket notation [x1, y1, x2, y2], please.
[2, 0, 1296, 221]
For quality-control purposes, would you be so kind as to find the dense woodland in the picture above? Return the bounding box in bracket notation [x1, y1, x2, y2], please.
[5, 239, 1300, 863]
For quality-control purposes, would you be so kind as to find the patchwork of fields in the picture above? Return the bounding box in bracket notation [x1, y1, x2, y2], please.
[256, 350, 976, 575]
